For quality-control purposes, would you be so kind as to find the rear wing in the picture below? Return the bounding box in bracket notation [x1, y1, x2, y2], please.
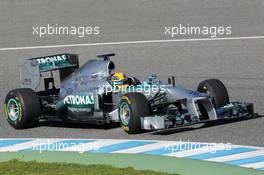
[28, 53, 79, 72]
[19, 53, 79, 91]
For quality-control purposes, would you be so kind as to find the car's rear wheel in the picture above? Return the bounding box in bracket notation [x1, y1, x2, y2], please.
[118, 92, 150, 134]
[197, 79, 230, 108]
[4, 88, 40, 129]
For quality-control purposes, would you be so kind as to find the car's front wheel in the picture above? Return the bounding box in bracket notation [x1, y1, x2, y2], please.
[4, 88, 40, 129]
[118, 92, 150, 134]
[197, 79, 230, 108]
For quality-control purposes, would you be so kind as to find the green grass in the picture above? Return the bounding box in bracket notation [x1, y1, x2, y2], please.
[0, 160, 176, 175]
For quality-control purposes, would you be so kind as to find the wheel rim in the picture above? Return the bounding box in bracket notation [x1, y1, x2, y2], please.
[7, 98, 21, 122]
[119, 102, 130, 125]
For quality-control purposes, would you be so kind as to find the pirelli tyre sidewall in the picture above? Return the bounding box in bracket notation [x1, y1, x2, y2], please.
[118, 92, 150, 134]
[4, 88, 40, 129]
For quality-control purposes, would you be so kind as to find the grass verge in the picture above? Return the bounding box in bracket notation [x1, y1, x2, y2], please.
[0, 159, 175, 175]
[0, 151, 263, 175]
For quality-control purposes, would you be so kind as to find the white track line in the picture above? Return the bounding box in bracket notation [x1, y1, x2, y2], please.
[112, 141, 173, 154]
[0, 36, 264, 51]
[62, 139, 125, 152]
[207, 149, 264, 162]
[166, 144, 239, 157]
[242, 162, 264, 169]
[166, 146, 217, 157]
[0, 139, 62, 152]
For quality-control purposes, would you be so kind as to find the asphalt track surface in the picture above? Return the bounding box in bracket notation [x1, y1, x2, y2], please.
[0, 0, 263, 146]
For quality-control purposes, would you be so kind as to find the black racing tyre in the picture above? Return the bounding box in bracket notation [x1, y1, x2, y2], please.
[4, 88, 40, 129]
[118, 92, 150, 134]
[197, 79, 230, 108]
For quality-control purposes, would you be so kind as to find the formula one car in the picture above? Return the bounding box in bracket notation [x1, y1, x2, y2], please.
[4, 53, 254, 134]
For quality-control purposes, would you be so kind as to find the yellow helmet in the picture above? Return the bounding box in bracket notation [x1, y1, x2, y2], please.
[112, 71, 126, 81]
[112, 71, 128, 89]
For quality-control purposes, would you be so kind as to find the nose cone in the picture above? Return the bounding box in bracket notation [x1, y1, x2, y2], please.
[166, 85, 209, 100]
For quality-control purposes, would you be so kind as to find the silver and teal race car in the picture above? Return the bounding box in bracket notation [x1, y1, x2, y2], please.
[4, 53, 255, 134]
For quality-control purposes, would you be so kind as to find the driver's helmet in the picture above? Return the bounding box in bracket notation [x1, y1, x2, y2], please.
[112, 71, 129, 89]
